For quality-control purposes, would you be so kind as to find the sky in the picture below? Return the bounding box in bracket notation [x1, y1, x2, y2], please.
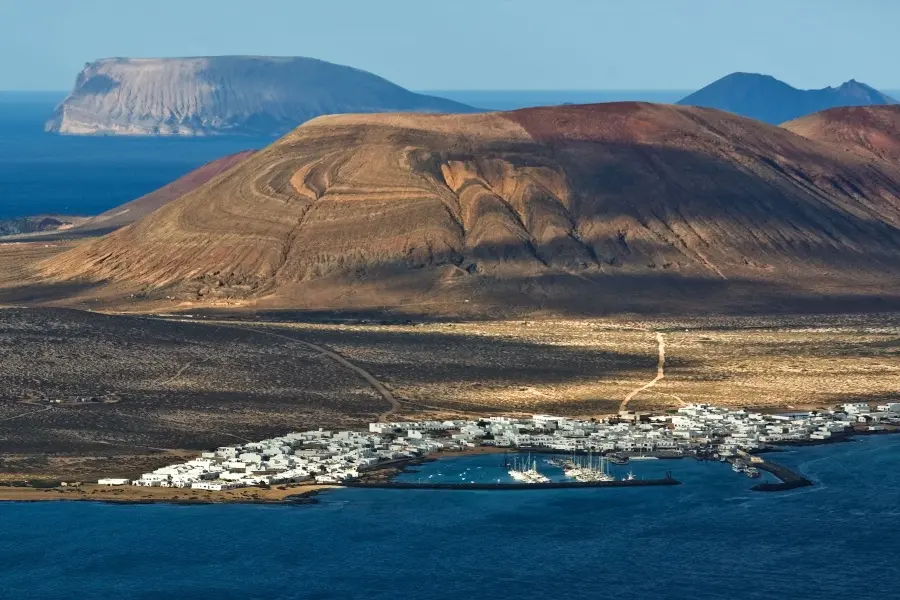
[1, 0, 898, 91]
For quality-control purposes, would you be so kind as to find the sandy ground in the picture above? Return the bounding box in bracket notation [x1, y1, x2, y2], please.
[0, 482, 335, 504]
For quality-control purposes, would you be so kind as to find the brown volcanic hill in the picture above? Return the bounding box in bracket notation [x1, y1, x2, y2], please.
[72, 150, 254, 234]
[37, 103, 900, 316]
[783, 105, 900, 164]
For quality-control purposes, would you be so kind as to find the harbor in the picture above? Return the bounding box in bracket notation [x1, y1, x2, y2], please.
[74, 401, 900, 496]
[344, 474, 681, 490]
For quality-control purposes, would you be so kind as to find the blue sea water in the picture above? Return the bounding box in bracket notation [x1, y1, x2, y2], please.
[1, 435, 898, 600]
[0, 92, 272, 220]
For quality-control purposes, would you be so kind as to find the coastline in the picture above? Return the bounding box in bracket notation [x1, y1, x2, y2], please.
[2, 427, 896, 505]
[0, 483, 336, 505]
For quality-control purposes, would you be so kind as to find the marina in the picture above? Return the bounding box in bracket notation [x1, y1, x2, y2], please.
[344, 474, 680, 490]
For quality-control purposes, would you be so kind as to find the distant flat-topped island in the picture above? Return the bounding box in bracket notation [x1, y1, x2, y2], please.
[45, 56, 475, 137]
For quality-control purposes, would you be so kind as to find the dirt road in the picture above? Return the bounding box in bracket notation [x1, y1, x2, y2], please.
[619, 332, 666, 414]
[203, 322, 401, 423]
[0, 405, 52, 423]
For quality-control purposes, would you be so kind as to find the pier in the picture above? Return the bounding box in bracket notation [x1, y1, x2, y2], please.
[749, 458, 813, 492]
[343, 473, 681, 491]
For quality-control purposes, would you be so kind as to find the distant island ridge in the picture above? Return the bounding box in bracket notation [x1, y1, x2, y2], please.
[41, 58, 899, 137]
[676, 72, 897, 124]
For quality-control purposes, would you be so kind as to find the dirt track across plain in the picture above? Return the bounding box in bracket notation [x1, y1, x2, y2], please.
[619, 332, 666, 414]
[199, 321, 401, 422]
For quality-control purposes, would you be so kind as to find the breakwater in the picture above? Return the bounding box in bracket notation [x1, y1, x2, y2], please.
[514, 447, 685, 459]
[751, 458, 814, 492]
[344, 474, 681, 491]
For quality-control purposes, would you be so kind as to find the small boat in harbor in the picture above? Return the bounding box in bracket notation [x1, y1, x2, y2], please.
[508, 455, 550, 483]
[732, 459, 749, 473]
[563, 452, 616, 482]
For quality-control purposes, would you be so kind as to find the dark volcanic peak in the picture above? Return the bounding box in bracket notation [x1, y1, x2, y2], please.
[45, 56, 476, 136]
[37, 102, 900, 316]
[0, 215, 86, 237]
[678, 72, 897, 124]
[784, 104, 900, 164]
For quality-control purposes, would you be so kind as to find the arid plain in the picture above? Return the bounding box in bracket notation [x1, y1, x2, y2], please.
[2, 306, 899, 483]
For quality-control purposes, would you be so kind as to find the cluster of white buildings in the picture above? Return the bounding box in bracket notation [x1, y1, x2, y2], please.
[119, 427, 466, 490]
[98, 402, 900, 489]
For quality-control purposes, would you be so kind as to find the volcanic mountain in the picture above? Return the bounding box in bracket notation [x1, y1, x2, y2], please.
[37, 102, 900, 316]
[45, 56, 475, 136]
[678, 73, 896, 124]
[784, 105, 900, 164]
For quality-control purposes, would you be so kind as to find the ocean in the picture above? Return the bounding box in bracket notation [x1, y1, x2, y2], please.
[0, 90, 689, 220]
[1, 435, 898, 600]
[0, 92, 272, 220]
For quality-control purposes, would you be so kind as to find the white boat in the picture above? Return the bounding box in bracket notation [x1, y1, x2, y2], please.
[509, 469, 530, 482]
[509, 456, 550, 484]
[564, 453, 616, 482]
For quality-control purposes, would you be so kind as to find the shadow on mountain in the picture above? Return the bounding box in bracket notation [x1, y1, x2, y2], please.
[185, 268, 900, 324]
[246, 324, 673, 386]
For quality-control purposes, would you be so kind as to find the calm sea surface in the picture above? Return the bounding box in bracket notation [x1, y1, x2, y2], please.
[0, 92, 271, 219]
[1, 435, 898, 600]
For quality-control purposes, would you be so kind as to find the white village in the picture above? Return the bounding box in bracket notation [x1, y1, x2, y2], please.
[96, 402, 900, 490]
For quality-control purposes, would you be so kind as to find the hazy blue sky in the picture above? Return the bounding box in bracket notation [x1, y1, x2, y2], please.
[2, 0, 897, 91]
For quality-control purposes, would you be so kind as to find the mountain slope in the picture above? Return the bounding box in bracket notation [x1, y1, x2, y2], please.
[38, 103, 900, 316]
[678, 73, 896, 124]
[72, 150, 254, 234]
[46, 56, 476, 136]
[784, 105, 900, 164]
